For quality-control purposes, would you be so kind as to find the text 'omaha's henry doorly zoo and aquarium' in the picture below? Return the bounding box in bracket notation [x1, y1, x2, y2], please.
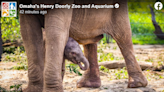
[19, 3, 119, 15]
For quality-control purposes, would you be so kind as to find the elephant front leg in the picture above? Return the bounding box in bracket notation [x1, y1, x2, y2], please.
[44, 8, 73, 92]
[77, 43, 101, 88]
[20, 15, 44, 92]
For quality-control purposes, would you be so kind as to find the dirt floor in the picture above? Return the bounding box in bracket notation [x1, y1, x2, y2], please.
[0, 70, 164, 92]
[0, 44, 164, 92]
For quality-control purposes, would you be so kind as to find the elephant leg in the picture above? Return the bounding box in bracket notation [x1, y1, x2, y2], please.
[43, 8, 73, 92]
[77, 43, 101, 88]
[107, 4, 148, 87]
[20, 15, 44, 92]
[111, 32, 147, 88]
[103, 1, 148, 88]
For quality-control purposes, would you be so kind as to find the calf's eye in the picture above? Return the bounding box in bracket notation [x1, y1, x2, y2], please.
[71, 52, 76, 56]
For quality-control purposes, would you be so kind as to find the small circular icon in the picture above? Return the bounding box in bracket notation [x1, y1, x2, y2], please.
[115, 3, 119, 8]
[154, 2, 163, 10]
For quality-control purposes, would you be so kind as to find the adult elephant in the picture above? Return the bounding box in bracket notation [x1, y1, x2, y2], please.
[19, 0, 148, 92]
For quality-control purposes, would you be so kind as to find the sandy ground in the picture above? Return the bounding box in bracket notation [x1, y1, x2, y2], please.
[0, 44, 164, 92]
[0, 70, 164, 92]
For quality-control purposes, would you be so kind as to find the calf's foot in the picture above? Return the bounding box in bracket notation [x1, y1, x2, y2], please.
[128, 72, 148, 88]
[76, 71, 101, 88]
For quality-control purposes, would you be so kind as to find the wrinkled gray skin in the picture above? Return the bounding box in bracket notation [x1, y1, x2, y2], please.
[64, 37, 89, 70]
[19, 0, 148, 92]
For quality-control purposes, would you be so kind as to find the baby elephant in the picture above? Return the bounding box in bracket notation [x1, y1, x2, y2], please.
[62, 37, 89, 78]
[64, 37, 89, 70]
[43, 30, 89, 78]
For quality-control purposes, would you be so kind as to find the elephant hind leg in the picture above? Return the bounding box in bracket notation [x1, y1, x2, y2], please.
[106, 10, 147, 88]
[20, 14, 44, 92]
[110, 31, 147, 88]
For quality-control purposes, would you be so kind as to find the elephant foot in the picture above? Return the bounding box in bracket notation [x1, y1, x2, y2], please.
[128, 72, 148, 88]
[23, 84, 43, 92]
[76, 73, 101, 88]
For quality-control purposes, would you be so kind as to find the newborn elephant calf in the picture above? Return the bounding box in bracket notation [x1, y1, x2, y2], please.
[62, 37, 89, 79]
[43, 30, 89, 79]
